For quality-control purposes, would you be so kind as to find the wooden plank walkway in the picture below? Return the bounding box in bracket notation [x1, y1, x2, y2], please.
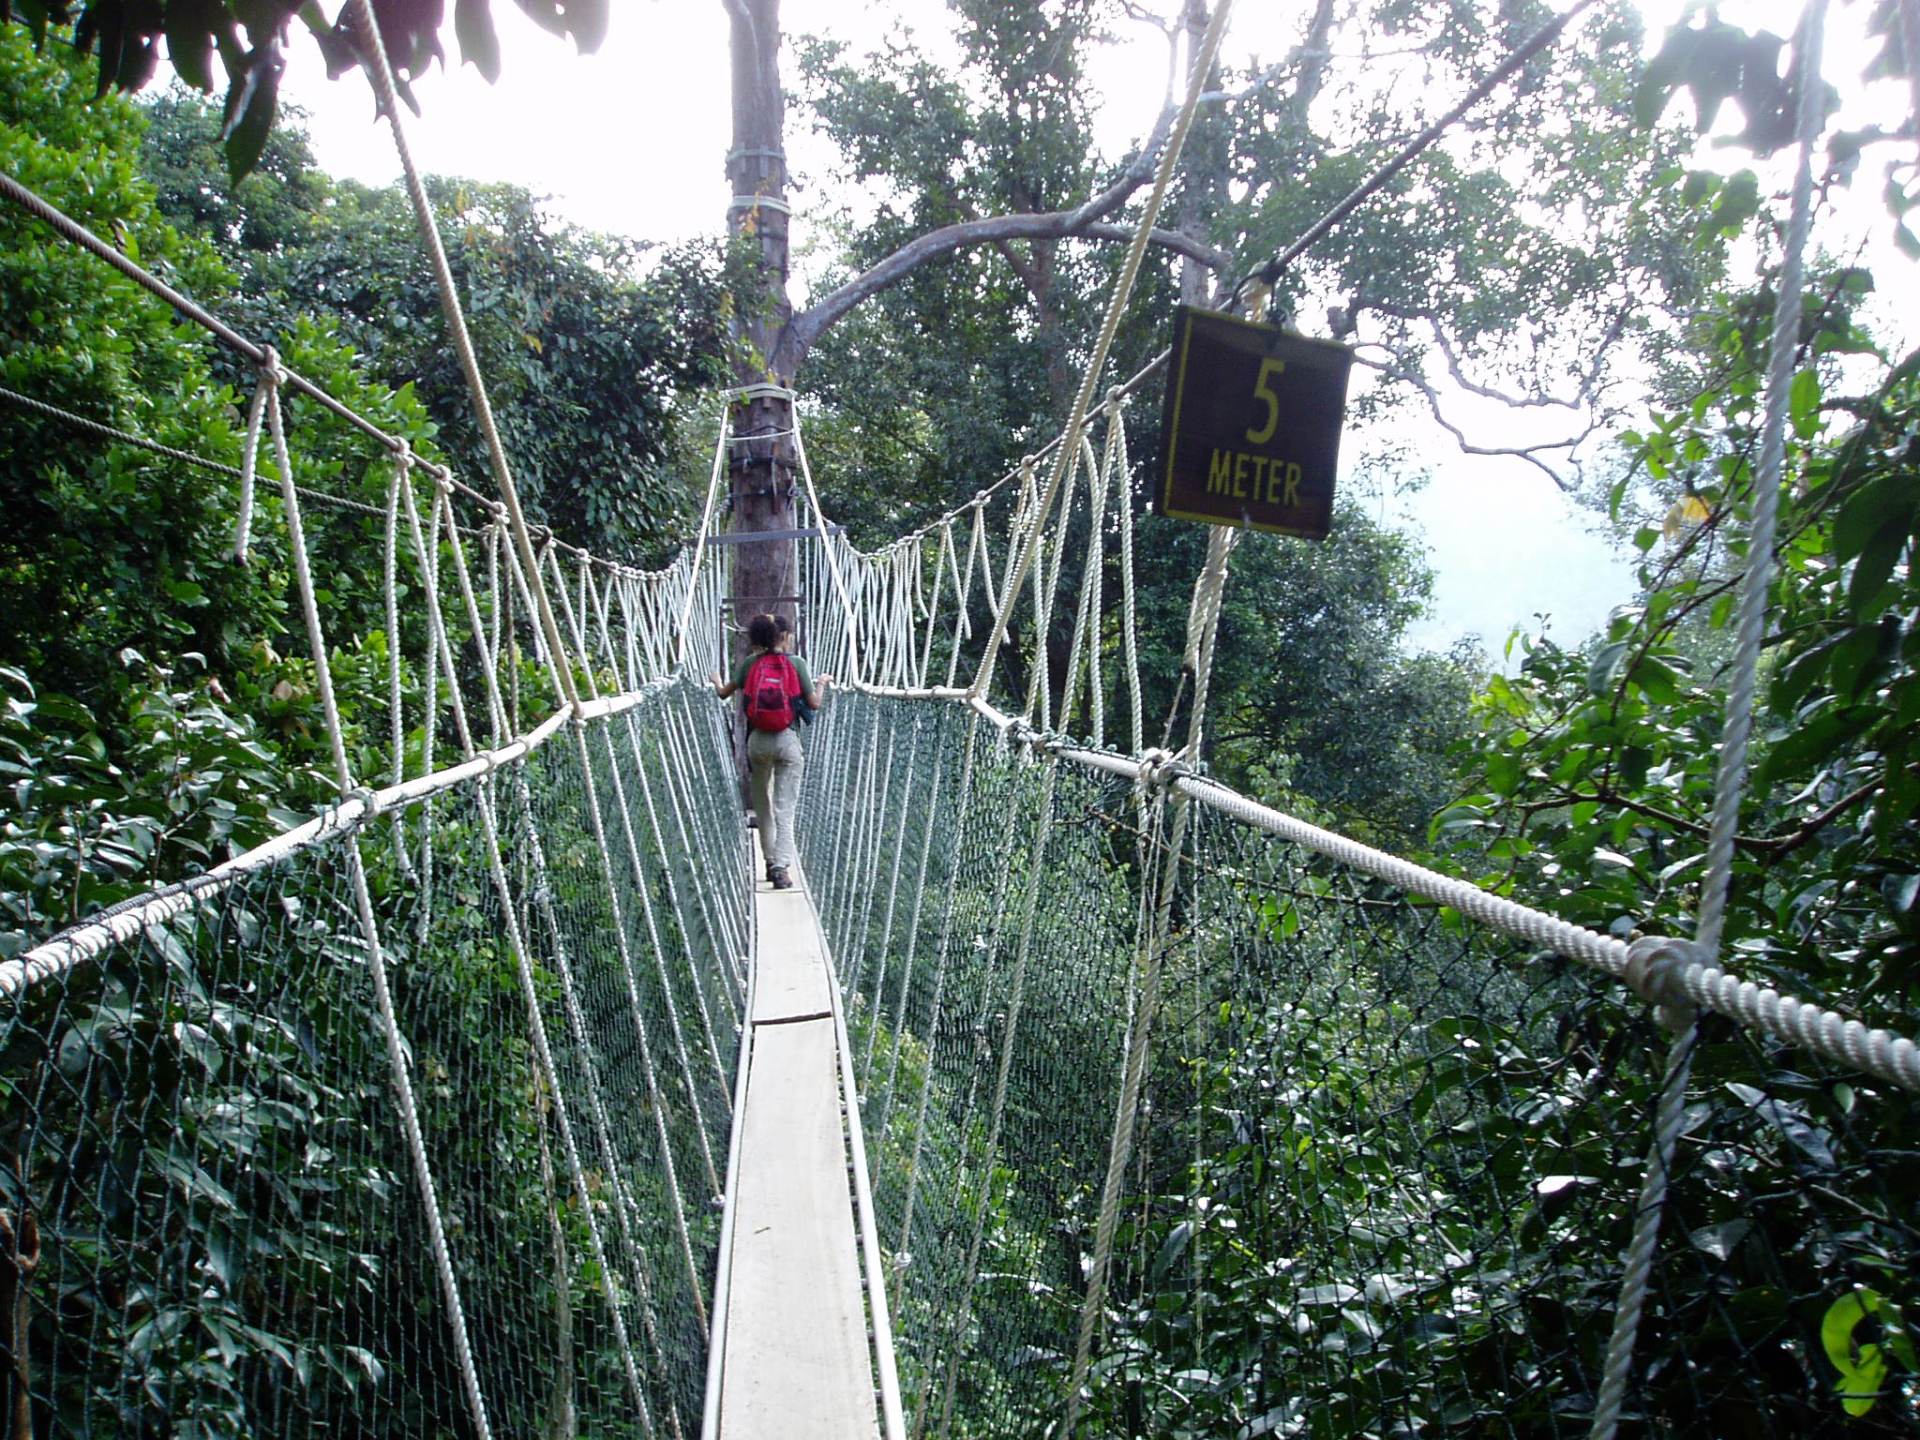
[711, 866, 880, 1440]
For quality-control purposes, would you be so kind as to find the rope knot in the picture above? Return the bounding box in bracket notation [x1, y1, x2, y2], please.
[1138, 747, 1185, 789]
[345, 784, 383, 820]
[256, 344, 286, 390]
[1623, 935, 1706, 1032]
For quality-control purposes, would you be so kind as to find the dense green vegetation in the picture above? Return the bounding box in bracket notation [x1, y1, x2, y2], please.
[0, 29, 721, 956]
[3, 0, 1919, 1435]
[139, 91, 727, 562]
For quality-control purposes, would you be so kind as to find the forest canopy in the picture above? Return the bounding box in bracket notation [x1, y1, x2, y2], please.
[2, 0, 1919, 1435]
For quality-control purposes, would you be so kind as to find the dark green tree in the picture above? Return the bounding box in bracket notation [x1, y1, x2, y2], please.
[138, 90, 727, 562]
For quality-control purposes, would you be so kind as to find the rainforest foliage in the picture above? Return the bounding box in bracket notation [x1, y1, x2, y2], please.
[3, 0, 1920, 1435]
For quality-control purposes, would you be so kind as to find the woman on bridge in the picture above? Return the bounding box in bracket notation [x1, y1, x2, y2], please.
[711, 613, 830, 890]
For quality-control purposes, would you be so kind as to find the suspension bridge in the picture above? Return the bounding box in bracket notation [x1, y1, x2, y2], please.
[5, 0, 1920, 1437]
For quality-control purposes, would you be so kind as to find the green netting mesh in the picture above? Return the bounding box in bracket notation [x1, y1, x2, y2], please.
[798, 689, 1919, 1440]
[0, 680, 744, 1438]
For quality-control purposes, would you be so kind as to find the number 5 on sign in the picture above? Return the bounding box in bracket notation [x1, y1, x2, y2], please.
[1247, 358, 1285, 445]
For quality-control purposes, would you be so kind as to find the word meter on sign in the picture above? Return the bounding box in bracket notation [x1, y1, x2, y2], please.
[1154, 306, 1354, 540]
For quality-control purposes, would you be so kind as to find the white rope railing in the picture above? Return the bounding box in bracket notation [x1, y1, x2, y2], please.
[8, 0, 1918, 1430]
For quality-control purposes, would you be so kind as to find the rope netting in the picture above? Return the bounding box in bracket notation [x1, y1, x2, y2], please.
[6, 0, 1920, 1436]
[1, 33, 755, 1426]
[795, 691, 1919, 1439]
[3, 702, 746, 1436]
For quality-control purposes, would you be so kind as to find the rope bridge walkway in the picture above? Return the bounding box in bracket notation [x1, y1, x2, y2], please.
[4, 1, 1919, 1437]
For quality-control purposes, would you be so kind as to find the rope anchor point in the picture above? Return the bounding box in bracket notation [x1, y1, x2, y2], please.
[1623, 934, 1706, 1032]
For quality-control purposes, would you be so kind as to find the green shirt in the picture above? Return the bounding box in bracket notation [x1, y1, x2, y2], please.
[731, 650, 815, 695]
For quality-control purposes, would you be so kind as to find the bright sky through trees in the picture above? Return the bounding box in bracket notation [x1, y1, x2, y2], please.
[269, 0, 1915, 661]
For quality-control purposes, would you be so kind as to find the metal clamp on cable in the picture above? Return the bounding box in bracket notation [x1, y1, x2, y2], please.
[1623, 935, 1706, 1032]
[1137, 746, 1187, 789]
[728, 382, 797, 404]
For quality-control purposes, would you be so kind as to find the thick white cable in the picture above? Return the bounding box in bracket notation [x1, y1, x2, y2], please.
[792, 417, 865, 683]
[676, 409, 732, 666]
[856, 684, 1920, 1095]
[348, 0, 578, 708]
[231, 376, 270, 562]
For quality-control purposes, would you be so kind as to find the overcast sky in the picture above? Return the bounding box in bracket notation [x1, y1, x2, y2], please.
[271, 0, 1916, 662]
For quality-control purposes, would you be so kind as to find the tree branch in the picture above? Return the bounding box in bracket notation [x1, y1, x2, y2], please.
[1081, 221, 1228, 269]
[1353, 347, 1597, 491]
[1519, 777, 1881, 858]
[784, 101, 1179, 364]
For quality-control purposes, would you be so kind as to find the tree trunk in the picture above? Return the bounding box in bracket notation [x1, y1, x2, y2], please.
[724, 0, 799, 654]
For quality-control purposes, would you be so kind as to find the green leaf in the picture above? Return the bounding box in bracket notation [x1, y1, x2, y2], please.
[1822, 1289, 1913, 1418]
[1833, 473, 1916, 566]
[1788, 367, 1821, 438]
[1634, 27, 1699, 128]
[1151, 1220, 1193, 1281]
[455, 0, 502, 82]
[1756, 702, 1860, 785]
[1688, 1219, 1750, 1262]
[1628, 655, 1684, 705]
[220, 43, 284, 184]
[1849, 524, 1909, 619]
[164, 0, 222, 92]
[1587, 640, 1629, 696]
[1727, 1082, 1836, 1168]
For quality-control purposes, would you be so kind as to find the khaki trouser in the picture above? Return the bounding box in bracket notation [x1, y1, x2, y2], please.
[747, 726, 804, 875]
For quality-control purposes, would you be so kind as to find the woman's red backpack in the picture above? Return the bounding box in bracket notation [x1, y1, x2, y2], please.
[744, 653, 801, 732]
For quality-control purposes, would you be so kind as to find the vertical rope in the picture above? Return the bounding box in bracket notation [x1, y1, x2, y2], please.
[875, 737, 949, 1143]
[894, 716, 979, 1303]
[231, 374, 269, 562]
[970, 0, 1236, 697]
[677, 409, 732, 666]
[844, 708, 903, 1004]
[1110, 394, 1145, 756]
[1586, 9, 1826, 1437]
[259, 353, 496, 1440]
[860, 711, 924, 1081]
[634, 748, 739, 1067]
[511, 765, 684, 1439]
[382, 449, 414, 876]
[1060, 346, 1244, 1437]
[547, 584, 714, 1321]
[348, 0, 578, 708]
[792, 418, 865, 683]
[935, 757, 1060, 1440]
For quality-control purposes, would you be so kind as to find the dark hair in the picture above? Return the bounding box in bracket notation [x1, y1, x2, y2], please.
[774, 614, 792, 635]
[747, 613, 779, 649]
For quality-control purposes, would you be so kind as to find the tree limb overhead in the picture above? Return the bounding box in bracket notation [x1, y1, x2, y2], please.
[783, 102, 1179, 364]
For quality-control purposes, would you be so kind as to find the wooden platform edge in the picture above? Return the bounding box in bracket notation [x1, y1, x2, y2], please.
[805, 888, 910, 1440]
[699, 886, 757, 1440]
[700, 874, 907, 1440]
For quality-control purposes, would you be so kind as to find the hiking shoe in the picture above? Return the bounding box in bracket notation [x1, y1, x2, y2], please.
[770, 867, 794, 890]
